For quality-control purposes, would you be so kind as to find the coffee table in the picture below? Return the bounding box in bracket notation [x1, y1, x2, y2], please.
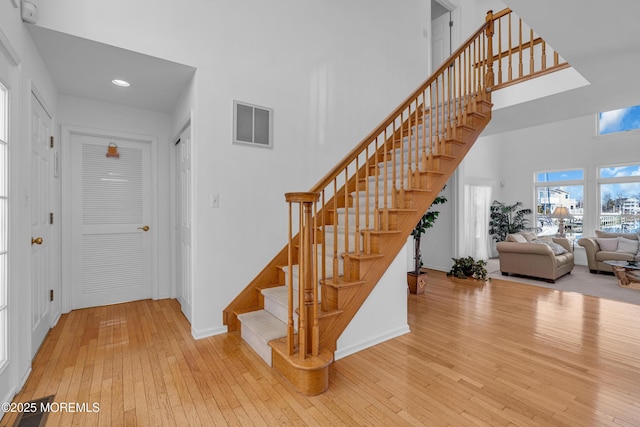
[604, 260, 640, 290]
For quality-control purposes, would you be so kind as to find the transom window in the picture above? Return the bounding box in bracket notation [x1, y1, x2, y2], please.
[598, 104, 640, 136]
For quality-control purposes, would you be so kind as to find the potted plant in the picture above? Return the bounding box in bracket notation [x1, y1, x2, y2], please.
[408, 187, 447, 294]
[489, 200, 534, 242]
[447, 256, 489, 281]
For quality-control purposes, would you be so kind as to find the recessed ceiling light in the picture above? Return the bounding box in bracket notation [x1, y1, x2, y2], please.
[111, 79, 130, 87]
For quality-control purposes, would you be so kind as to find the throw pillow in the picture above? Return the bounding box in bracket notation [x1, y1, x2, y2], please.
[521, 232, 537, 241]
[595, 237, 619, 252]
[616, 237, 639, 254]
[595, 230, 639, 240]
[531, 239, 567, 255]
[506, 234, 527, 243]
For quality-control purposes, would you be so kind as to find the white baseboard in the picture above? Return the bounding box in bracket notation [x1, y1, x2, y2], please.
[334, 324, 411, 360]
[191, 325, 228, 340]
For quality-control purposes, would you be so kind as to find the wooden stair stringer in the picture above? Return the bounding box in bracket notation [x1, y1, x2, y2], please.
[315, 104, 492, 355]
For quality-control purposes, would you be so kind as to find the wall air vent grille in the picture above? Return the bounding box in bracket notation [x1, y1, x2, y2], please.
[233, 100, 273, 149]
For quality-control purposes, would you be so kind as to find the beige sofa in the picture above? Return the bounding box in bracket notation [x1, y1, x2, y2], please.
[578, 230, 640, 273]
[496, 232, 574, 283]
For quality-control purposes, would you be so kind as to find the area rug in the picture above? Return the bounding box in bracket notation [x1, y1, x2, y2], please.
[486, 258, 640, 306]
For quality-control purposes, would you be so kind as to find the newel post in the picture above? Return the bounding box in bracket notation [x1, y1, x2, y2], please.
[285, 192, 320, 359]
[485, 10, 495, 91]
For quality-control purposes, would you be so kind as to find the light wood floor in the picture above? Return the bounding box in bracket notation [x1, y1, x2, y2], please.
[2, 270, 640, 426]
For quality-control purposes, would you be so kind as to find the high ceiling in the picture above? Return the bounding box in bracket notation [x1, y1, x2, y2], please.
[25, 1, 640, 130]
[486, 0, 640, 134]
[27, 25, 195, 114]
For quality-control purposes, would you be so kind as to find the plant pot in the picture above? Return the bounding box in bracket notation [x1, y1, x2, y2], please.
[407, 269, 429, 294]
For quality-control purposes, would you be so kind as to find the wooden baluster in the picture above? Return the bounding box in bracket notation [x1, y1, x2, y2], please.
[354, 156, 360, 254]
[344, 168, 349, 254]
[383, 130, 388, 215]
[298, 198, 306, 359]
[365, 146, 370, 236]
[332, 180, 338, 284]
[320, 190, 326, 311]
[399, 114, 405, 198]
[485, 10, 494, 90]
[391, 123, 397, 210]
[287, 200, 294, 355]
[411, 100, 420, 188]
[284, 192, 320, 360]
[529, 29, 534, 75]
[497, 17, 503, 85]
[541, 41, 547, 70]
[311, 198, 319, 356]
[406, 104, 413, 190]
[374, 139, 380, 230]
[508, 13, 513, 82]
[421, 92, 427, 172]
[518, 19, 523, 78]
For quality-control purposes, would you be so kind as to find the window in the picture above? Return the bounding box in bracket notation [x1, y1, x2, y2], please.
[0, 81, 7, 370]
[598, 104, 640, 135]
[233, 100, 273, 148]
[598, 164, 640, 233]
[534, 169, 584, 237]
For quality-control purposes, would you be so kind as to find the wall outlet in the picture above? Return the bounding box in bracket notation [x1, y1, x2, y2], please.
[210, 193, 219, 208]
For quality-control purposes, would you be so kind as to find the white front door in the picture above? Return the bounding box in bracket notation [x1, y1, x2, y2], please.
[175, 125, 192, 321]
[30, 93, 53, 357]
[70, 132, 152, 309]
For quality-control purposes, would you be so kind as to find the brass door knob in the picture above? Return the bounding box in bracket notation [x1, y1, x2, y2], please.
[32, 237, 43, 245]
[137, 225, 150, 232]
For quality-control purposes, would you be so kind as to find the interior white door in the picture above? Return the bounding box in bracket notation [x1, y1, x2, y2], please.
[30, 93, 53, 358]
[70, 133, 152, 309]
[431, 9, 452, 70]
[176, 126, 192, 321]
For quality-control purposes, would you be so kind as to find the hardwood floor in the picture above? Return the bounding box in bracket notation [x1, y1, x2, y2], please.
[2, 270, 640, 426]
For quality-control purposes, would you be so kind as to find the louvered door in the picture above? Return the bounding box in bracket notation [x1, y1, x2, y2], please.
[70, 133, 152, 309]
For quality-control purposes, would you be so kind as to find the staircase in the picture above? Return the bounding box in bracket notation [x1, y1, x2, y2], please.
[223, 8, 568, 395]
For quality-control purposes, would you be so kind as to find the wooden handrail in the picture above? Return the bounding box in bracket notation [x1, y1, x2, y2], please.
[224, 8, 571, 371]
[309, 21, 491, 194]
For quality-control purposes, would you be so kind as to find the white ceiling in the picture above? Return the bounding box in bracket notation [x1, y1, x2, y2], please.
[27, 25, 195, 114]
[486, 0, 640, 134]
[25, 1, 640, 131]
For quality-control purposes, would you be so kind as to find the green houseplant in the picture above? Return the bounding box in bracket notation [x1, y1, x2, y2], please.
[447, 256, 489, 281]
[407, 187, 447, 294]
[489, 200, 534, 242]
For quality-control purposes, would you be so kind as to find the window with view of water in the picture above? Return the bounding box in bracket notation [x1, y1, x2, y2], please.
[598, 164, 640, 234]
[598, 104, 640, 135]
[534, 169, 584, 238]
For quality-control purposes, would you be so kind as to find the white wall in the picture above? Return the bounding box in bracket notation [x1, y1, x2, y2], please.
[336, 250, 410, 360]
[33, 0, 432, 337]
[487, 114, 640, 237]
[0, 0, 59, 408]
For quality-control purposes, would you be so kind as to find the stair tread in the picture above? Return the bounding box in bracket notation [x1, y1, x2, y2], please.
[237, 310, 287, 342]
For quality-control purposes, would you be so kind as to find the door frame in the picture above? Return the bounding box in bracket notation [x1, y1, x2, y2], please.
[60, 125, 159, 313]
[169, 111, 194, 322]
[29, 86, 58, 357]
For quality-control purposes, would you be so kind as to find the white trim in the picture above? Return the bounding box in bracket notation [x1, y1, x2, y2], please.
[191, 325, 227, 340]
[60, 125, 160, 312]
[334, 325, 411, 360]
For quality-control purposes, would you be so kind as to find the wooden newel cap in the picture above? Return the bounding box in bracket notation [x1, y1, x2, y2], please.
[285, 192, 320, 203]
